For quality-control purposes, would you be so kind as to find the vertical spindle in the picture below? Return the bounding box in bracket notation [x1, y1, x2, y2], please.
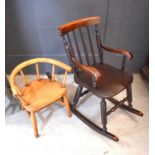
[66, 33, 75, 57]
[20, 70, 28, 85]
[86, 26, 96, 64]
[95, 24, 103, 64]
[79, 28, 90, 65]
[62, 70, 67, 86]
[73, 30, 83, 63]
[35, 63, 40, 80]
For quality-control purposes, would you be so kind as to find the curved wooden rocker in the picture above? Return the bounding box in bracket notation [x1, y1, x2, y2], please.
[59, 16, 143, 141]
[9, 58, 72, 137]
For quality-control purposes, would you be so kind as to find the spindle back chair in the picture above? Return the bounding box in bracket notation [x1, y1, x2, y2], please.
[59, 16, 143, 141]
[9, 58, 72, 137]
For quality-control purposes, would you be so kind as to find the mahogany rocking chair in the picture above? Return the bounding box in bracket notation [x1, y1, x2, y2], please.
[9, 58, 72, 137]
[59, 16, 143, 141]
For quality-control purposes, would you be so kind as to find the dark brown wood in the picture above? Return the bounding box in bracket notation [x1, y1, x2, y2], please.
[73, 86, 83, 107]
[62, 36, 78, 77]
[73, 30, 83, 63]
[59, 16, 143, 141]
[95, 24, 103, 64]
[108, 97, 143, 116]
[79, 28, 90, 65]
[126, 85, 133, 108]
[121, 56, 126, 71]
[66, 33, 75, 58]
[100, 99, 107, 130]
[101, 44, 133, 60]
[86, 26, 96, 64]
[72, 58, 101, 88]
[75, 63, 133, 98]
[80, 89, 89, 97]
[107, 97, 128, 115]
[71, 105, 119, 141]
[59, 16, 101, 35]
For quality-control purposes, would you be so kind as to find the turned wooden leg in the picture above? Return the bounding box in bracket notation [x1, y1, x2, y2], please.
[126, 85, 133, 108]
[100, 98, 107, 130]
[63, 95, 72, 117]
[73, 86, 83, 107]
[30, 112, 39, 137]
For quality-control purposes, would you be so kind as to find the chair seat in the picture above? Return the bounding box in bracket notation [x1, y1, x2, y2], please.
[75, 63, 133, 98]
[21, 79, 66, 111]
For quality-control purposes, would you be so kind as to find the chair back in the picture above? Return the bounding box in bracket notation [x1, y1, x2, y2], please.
[59, 16, 104, 71]
[9, 58, 72, 96]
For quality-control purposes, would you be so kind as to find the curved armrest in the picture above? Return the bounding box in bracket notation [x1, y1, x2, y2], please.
[72, 58, 101, 88]
[101, 44, 133, 60]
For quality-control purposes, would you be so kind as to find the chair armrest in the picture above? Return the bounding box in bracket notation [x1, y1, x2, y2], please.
[72, 58, 101, 88]
[101, 44, 133, 60]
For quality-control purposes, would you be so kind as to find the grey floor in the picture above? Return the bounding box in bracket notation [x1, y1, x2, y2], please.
[5, 74, 149, 155]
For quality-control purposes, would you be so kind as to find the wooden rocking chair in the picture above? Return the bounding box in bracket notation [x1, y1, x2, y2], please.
[59, 16, 143, 141]
[9, 58, 72, 137]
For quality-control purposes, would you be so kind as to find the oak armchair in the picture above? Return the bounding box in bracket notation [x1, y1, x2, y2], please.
[9, 58, 72, 137]
[59, 16, 143, 141]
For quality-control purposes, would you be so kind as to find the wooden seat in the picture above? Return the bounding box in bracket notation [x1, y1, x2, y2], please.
[59, 16, 143, 141]
[21, 79, 67, 112]
[76, 63, 133, 98]
[9, 58, 72, 137]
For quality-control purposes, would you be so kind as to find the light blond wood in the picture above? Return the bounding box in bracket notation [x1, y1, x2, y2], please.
[20, 70, 28, 85]
[14, 85, 22, 96]
[10, 58, 72, 96]
[22, 79, 67, 112]
[62, 70, 68, 86]
[36, 63, 40, 80]
[59, 16, 101, 35]
[30, 112, 39, 137]
[63, 95, 72, 117]
[57, 99, 65, 106]
[9, 58, 72, 137]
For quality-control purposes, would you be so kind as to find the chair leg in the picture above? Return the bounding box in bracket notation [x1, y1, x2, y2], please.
[100, 99, 119, 141]
[63, 95, 72, 117]
[30, 112, 39, 137]
[126, 84, 143, 116]
[100, 99, 107, 130]
[73, 86, 83, 107]
[126, 85, 133, 108]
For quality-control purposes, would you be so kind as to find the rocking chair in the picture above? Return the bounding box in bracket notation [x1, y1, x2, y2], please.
[59, 16, 143, 141]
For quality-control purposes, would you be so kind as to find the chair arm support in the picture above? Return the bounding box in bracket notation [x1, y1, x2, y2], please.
[72, 58, 101, 88]
[101, 44, 133, 60]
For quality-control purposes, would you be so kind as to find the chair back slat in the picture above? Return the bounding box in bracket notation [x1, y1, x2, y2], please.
[62, 36, 78, 78]
[62, 70, 68, 86]
[66, 33, 75, 58]
[20, 70, 28, 85]
[79, 28, 90, 65]
[35, 63, 40, 80]
[86, 26, 96, 64]
[95, 25, 103, 64]
[73, 30, 83, 63]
